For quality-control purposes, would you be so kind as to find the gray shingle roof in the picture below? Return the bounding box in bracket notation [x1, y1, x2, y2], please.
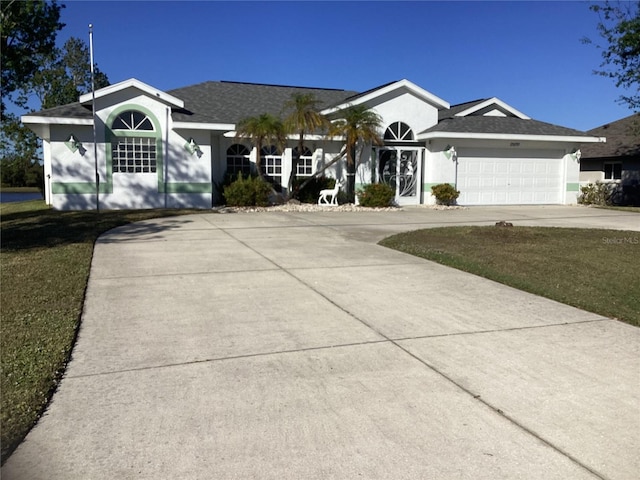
[24, 80, 595, 141]
[421, 116, 592, 137]
[580, 113, 640, 158]
[168, 81, 358, 124]
[27, 102, 92, 119]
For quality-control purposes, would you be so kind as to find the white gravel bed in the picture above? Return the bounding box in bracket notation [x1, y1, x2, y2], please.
[213, 203, 466, 213]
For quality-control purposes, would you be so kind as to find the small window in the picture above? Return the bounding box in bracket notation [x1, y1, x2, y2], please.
[604, 162, 622, 180]
[293, 146, 313, 176]
[260, 145, 283, 191]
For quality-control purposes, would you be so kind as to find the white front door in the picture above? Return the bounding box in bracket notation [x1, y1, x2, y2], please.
[377, 148, 422, 205]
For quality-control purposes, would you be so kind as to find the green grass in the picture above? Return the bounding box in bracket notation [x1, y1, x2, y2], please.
[0, 201, 204, 463]
[0, 186, 41, 193]
[380, 226, 640, 327]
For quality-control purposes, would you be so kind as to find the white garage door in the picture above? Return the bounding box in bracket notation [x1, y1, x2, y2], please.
[457, 149, 564, 205]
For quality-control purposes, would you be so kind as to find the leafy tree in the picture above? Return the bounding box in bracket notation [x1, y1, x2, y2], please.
[584, 1, 640, 110]
[328, 104, 383, 201]
[282, 93, 329, 197]
[1, 24, 110, 187]
[1, 0, 64, 113]
[235, 113, 287, 184]
[14, 37, 110, 110]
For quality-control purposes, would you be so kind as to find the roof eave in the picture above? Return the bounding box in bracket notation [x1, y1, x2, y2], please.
[21, 115, 93, 126]
[172, 121, 236, 131]
[418, 131, 606, 143]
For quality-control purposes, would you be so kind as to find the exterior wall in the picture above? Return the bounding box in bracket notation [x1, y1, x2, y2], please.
[369, 91, 439, 135]
[49, 93, 212, 210]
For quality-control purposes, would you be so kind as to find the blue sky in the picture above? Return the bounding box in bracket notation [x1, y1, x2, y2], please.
[53, 0, 634, 131]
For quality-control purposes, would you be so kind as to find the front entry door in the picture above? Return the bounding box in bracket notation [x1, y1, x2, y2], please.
[378, 148, 421, 205]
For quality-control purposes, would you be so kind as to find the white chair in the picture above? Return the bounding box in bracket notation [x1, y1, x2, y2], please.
[318, 180, 342, 206]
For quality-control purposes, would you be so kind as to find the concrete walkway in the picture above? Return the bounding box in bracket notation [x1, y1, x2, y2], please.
[3, 206, 639, 479]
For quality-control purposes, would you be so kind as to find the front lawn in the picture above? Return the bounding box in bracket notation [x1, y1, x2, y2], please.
[380, 226, 639, 327]
[0, 201, 203, 463]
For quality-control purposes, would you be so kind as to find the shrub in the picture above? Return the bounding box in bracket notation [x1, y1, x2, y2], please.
[358, 183, 395, 207]
[293, 176, 334, 203]
[223, 173, 272, 207]
[431, 183, 460, 205]
[578, 182, 612, 206]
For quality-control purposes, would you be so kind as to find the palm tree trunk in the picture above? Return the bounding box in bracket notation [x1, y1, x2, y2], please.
[346, 144, 356, 202]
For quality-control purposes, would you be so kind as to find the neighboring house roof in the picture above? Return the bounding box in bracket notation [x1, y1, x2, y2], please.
[580, 113, 640, 159]
[169, 81, 358, 125]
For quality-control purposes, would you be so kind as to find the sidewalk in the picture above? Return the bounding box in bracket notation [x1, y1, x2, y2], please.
[3, 206, 639, 479]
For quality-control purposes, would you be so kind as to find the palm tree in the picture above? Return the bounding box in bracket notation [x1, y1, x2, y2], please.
[236, 113, 287, 183]
[328, 104, 383, 201]
[283, 93, 329, 197]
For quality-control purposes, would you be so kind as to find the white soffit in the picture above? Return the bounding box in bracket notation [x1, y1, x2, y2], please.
[322, 79, 450, 115]
[79, 78, 184, 108]
[173, 122, 235, 131]
[418, 131, 606, 143]
[456, 97, 530, 119]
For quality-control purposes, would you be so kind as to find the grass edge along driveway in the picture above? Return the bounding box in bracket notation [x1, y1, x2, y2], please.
[0, 201, 203, 463]
[380, 226, 639, 328]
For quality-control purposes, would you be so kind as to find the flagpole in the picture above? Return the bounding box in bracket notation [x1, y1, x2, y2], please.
[89, 23, 99, 212]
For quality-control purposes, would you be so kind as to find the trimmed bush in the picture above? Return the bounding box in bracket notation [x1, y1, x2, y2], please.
[431, 183, 460, 205]
[358, 183, 395, 207]
[223, 173, 271, 207]
[578, 182, 612, 206]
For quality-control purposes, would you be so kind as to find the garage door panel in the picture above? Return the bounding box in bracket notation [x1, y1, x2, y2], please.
[457, 149, 563, 205]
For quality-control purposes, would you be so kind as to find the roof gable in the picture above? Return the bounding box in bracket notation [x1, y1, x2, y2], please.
[78, 78, 185, 108]
[453, 97, 529, 119]
[322, 79, 449, 115]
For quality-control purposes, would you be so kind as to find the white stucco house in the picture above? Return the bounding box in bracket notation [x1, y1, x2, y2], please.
[21, 78, 605, 210]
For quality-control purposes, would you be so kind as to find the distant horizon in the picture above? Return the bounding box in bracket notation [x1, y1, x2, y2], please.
[17, 1, 639, 131]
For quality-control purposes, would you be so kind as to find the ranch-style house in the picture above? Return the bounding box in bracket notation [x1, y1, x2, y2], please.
[21, 78, 605, 210]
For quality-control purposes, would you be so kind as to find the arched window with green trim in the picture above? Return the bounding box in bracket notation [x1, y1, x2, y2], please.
[111, 110, 157, 173]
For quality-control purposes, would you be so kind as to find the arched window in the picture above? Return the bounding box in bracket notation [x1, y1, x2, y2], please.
[226, 144, 251, 176]
[384, 122, 414, 142]
[111, 110, 155, 131]
[293, 146, 313, 176]
[111, 110, 157, 173]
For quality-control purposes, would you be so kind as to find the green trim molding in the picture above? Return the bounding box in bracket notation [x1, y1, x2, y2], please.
[51, 182, 110, 195]
[162, 183, 212, 194]
[566, 183, 580, 192]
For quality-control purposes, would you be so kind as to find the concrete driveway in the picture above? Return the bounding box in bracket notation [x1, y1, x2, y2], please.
[3, 206, 639, 479]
